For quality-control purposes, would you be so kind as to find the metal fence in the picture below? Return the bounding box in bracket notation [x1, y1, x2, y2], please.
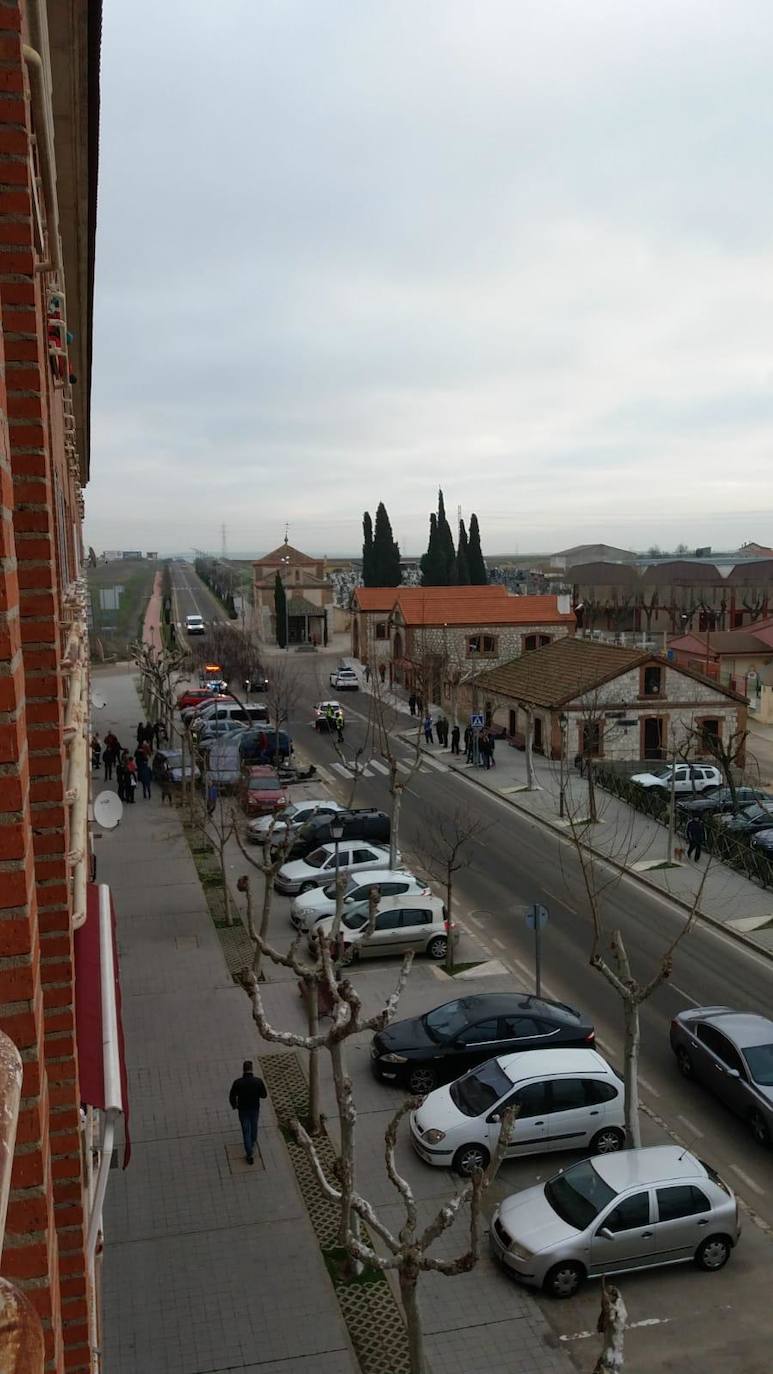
[595, 765, 773, 893]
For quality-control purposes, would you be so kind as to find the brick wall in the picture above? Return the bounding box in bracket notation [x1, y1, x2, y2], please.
[0, 7, 88, 1371]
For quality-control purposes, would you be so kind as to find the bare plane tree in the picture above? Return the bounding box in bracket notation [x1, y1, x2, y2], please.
[567, 810, 709, 1147]
[241, 927, 516, 1374]
[686, 720, 748, 814]
[421, 805, 491, 973]
[369, 657, 428, 868]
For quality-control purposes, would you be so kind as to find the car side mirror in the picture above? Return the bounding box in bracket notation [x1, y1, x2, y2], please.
[488, 1113, 501, 1124]
[597, 1227, 614, 1241]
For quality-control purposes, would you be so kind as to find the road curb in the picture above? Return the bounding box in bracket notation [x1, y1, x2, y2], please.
[407, 735, 773, 970]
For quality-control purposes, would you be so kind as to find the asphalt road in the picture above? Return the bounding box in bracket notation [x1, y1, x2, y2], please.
[169, 559, 228, 632]
[290, 664, 773, 1233]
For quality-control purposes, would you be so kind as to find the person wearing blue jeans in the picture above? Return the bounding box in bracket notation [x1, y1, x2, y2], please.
[229, 1059, 267, 1165]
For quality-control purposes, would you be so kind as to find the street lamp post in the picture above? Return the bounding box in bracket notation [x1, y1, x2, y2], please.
[330, 816, 346, 944]
[558, 712, 568, 818]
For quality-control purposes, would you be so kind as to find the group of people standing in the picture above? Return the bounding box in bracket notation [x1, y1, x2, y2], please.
[409, 704, 497, 768]
[91, 721, 169, 805]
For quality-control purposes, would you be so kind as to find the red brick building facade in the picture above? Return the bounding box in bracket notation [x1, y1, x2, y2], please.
[0, 3, 101, 1370]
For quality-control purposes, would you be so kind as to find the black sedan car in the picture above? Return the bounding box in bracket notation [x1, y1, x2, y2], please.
[716, 801, 773, 835]
[370, 993, 595, 1095]
[678, 786, 770, 817]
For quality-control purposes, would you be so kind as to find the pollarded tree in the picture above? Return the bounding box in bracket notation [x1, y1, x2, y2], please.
[467, 513, 487, 584]
[373, 501, 402, 586]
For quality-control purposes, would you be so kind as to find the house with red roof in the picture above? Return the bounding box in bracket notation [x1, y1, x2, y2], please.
[252, 538, 334, 644]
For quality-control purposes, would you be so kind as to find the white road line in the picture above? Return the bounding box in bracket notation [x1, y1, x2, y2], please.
[638, 1074, 660, 1098]
[676, 1114, 704, 1138]
[369, 759, 389, 775]
[332, 762, 351, 777]
[669, 983, 700, 1007]
[314, 765, 334, 784]
[492, 937, 506, 950]
[469, 916, 485, 929]
[421, 754, 449, 773]
[728, 1164, 765, 1196]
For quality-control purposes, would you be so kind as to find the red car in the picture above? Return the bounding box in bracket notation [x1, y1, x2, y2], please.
[239, 766, 289, 817]
[177, 687, 218, 712]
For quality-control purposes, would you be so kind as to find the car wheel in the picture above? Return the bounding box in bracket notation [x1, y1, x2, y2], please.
[543, 1260, 585, 1299]
[299, 881, 316, 894]
[452, 1143, 490, 1176]
[589, 1127, 625, 1154]
[676, 1047, 694, 1078]
[750, 1110, 771, 1147]
[408, 1066, 438, 1096]
[695, 1235, 731, 1272]
[427, 936, 448, 961]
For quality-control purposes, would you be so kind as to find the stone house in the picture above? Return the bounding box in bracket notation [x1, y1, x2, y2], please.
[668, 620, 773, 698]
[469, 637, 746, 764]
[252, 539, 334, 645]
[350, 587, 399, 670]
[384, 587, 575, 702]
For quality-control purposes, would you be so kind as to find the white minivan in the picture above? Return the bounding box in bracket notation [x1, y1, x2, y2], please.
[410, 1048, 625, 1176]
[191, 702, 269, 734]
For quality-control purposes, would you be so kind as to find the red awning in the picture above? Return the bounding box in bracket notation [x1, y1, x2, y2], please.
[75, 884, 131, 1166]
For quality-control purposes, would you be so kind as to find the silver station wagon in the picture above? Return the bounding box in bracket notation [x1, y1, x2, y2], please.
[490, 1145, 740, 1297]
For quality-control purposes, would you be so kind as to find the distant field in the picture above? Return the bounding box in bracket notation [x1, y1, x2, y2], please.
[87, 559, 160, 660]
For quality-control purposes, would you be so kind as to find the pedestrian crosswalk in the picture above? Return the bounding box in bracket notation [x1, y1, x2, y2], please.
[328, 754, 449, 782]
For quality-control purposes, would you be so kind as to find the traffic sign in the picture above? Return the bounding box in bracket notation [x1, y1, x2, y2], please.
[525, 903, 549, 931]
[470, 713, 484, 728]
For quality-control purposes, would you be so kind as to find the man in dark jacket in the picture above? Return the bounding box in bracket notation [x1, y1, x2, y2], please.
[685, 815, 705, 862]
[229, 1059, 267, 1164]
[450, 723, 461, 755]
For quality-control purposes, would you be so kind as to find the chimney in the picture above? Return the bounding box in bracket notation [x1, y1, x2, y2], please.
[557, 594, 571, 615]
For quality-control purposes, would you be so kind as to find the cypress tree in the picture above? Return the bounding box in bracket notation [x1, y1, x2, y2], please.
[274, 570, 288, 646]
[467, 513, 487, 584]
[420, 513, 443, 585]
[373, 501, 402, 585]
[436, 489, 456, 585]
[455, 519, 470, 584]
[362, 511, 375, 586]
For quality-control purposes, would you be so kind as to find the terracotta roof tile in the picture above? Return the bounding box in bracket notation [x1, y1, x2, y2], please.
[253, 543, 320, 567]
[393, 588, 574, 627]
[352, 587, 402, 612]
[476, 638, 646, 706]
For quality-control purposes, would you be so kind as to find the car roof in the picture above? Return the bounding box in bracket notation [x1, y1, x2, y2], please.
[498, 1047, 610, 1082]
[425, 993, 584, 1023]
[591, 1145, 705, 1189]
[306, 841, 391, 858]
[701, 1009, 773, 1046]
[346, 869, 420, 887]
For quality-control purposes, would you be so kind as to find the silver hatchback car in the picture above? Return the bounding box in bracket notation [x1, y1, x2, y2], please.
[490, 1145, 739, 1297]
[670, 1006, 773, 1147]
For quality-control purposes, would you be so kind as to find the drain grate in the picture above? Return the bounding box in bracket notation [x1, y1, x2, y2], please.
[259, 1053, 412, 1374]
[216, 922, 255, 978]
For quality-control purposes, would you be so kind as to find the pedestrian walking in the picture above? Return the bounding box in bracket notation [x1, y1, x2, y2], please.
[464, 724, 474, 763]
[152, 719, 164, 749]
[686, 816, 705, 862]
[136, 722, 145, 748]
[91, 733, 101, 771]
[160, 760, 173, 806]
[115, 751, 127, 801]
[408, 693, 417, 716]
[229, 1059, 267, 1165]
[103, 731, 119, 781]
[451, 723, 460, 755]
[379, 663, 386, 684]
[143, 721, 155, 748]
[364, 662, 371, 685]
[126, 757, 137, 803]
[489, 733, 496, 767]
[416, 694, 423, 716]
[438, 715, 449, 747]
[423, 713, 434, 744]
[335, 711, 344, 742]
[137, 753, 152, 800]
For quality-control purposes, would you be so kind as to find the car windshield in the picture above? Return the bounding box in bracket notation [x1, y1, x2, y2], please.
[742, 1043, 773, 1085]
[651, 768, 671, 779]
[343, 911, 368, 931]
[249, 778, 279, 791]
[544, 1161, 616, 1231]
[283, 804, 300, 821]
[305, 848, 329, 870]
[449, 1060, 512, 1117]
[322, 882, 338, 899]
[424, 1000, 471, 1042]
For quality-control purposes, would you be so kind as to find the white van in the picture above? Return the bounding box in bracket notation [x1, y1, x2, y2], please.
[411, 1048, 625, 1176]
[185, 614, 205, 635]
[191, 702, 269, 734]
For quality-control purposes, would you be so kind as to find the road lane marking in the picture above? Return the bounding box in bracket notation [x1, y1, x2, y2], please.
[676, 1114, 704, 1138]
[728, 1164, 765, 1196]
[314, 765, 334, 784]
[421, 754, 449, 773]
[369, 759, 389, 774]
[638, 1074, 660, 1098]
[560, 1316, 671, 1342]
[669, 983, 700, 1006]
[492, 937, 506, 950]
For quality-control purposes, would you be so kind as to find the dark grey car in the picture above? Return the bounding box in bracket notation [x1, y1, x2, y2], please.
[670, 1007, 773, 1147]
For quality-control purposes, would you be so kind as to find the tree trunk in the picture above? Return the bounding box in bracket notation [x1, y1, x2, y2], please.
[390, 783, 402, 869]
[622, 996, 641, 1147]
[525, 707, 537, 790]
[220, 836, 232, 926]
[593, 1281, 627, 1374]
[252, 869, 274, 977]
[307, 980, 320, 1134]
[399, 1263, 425, 1374]
[587, 757, 597, 823]
[444, 872, 454, 973]
[329, 1040, 359, 1267]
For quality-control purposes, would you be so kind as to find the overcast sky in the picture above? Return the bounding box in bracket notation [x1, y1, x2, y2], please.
[86, 0, 773, 558]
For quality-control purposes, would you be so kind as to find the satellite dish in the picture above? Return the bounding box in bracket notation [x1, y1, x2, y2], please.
[94, 791, 123, 830]
[92, 692, 107, 709]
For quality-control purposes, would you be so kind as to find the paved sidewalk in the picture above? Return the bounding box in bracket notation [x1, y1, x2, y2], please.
[95, 666, 357, 1374]
[350, 666, 773, 957]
